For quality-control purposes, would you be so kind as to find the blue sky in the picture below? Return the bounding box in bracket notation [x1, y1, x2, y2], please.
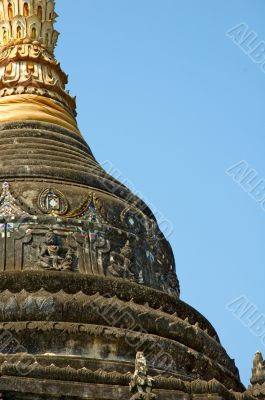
[56, 0, 265, 386]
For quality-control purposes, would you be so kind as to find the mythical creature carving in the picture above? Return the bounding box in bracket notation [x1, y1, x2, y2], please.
[37, 231, 76, 272]
[129, 352, 157, 400]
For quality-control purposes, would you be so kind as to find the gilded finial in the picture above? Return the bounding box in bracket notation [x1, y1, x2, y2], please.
[0, 0, 58, 51]
[0, 0, 79, 134]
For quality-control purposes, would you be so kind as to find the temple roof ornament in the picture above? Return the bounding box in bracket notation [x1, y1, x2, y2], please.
[0, 0, 79, 133]
[251, 352, 265, 385]
[0, 181, 28, 218]
[0, 0, 59, 51]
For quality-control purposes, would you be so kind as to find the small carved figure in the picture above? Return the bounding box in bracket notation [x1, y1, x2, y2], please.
[129, 352, 157, 400]
[253, 351, 263, 369]
[37, 231, 75, 272]
[252, 351, 265, 383]
[61, 247, 75, 271]
[108, 241, 136, 281]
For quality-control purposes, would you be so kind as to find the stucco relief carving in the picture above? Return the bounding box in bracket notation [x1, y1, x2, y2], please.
[37, 231, 76, 272]
[0, 0, 76, 115]
[130, 352, 157, 400]
[0, 181, 179, 296]
[0, 0, 57, 51]
[0, 181, 28, 219]
[38, 188, 68, 216]
[108, 240, 136, 281]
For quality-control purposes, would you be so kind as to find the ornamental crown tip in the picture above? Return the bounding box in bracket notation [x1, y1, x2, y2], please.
[0, 0, 58, 51]
[0, 0, 78, 124]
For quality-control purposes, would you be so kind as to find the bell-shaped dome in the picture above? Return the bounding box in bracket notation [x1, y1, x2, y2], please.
[0, 2, 252, 400]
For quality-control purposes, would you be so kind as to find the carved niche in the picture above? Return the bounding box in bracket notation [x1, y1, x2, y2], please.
[35, 230, 77, 272]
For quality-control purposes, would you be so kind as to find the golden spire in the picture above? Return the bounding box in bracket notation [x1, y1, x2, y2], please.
[0, 0, 79, 134]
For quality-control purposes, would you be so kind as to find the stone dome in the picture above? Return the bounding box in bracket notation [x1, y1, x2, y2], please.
[0, 1, 256, 400]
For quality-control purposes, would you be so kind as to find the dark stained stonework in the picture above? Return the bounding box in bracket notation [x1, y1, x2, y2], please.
[0, 126, 254, 396]
[0, 271, 241, 385]
[0, 122, 178, 296]
[0, 1, 259, 399]
[0, 265, 254, 399]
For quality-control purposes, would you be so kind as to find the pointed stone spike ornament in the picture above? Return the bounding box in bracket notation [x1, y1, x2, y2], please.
[0, 181, 28, 218]
[248, 352, 265, 398]
[252, 352, 265, 384]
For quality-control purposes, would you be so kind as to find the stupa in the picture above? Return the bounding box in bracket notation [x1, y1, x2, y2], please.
[0, 1, 259, 399]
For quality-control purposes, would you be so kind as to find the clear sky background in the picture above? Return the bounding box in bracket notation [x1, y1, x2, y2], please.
[55, 0, 265, 387]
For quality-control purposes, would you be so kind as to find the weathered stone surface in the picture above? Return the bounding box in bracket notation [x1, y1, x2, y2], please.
[0, 1, 255, 399]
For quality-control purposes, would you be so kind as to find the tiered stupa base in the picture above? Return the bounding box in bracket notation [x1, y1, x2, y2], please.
[0, 271, 250, 400]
